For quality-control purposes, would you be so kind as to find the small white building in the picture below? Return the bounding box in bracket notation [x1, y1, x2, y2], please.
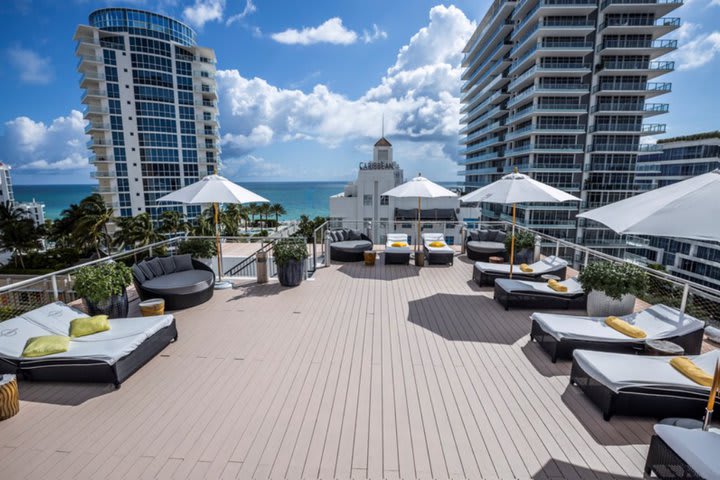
[0, 163, 46, 227]
[0, 163, 15, 205]
[330, 136, 465, 244]
[16, 200, 46, 227]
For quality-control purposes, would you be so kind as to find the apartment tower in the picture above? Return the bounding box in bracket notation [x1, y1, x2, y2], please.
[75, 8, 220, 220]
[459, 0, 680, 254]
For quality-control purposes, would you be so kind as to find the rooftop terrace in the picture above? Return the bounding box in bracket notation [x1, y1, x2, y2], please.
[0, 247, 701, 480]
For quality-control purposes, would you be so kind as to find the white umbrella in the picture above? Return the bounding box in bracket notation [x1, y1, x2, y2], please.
[460, 170, 580, 276]
[157, 174, 270, 288]
[578, 170, 720, 242]
[382, 175, 457, 253]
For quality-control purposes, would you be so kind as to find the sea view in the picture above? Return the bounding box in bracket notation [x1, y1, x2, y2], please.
[14, 182, 349, 221]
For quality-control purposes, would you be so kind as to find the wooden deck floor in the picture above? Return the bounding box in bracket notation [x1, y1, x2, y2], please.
[0, 256, 660, 479]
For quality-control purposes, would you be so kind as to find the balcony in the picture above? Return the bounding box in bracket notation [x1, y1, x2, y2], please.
[86, 138, 113, 148]
[84, 122, 111, 133]
[80, 88, 107, 103]
[592, 82, 672, 97]
[596, 39, 677, 57]
[505, 143, 584, 156]
[76, 54, 103, 71]
[459, 151, 500, 165]
[599, 17, 680, 36]
[591, 102, 669, 116]
[90, 169, 117, 178]
[597, 60, 675, 77]
[79, 71, 105, 88]
[83, 105, 109, 116]
[601, 0, 684, 15]
[89, 154, 115, 164]
[589, 123, 666, 135]
[586, 143, 663, 152]
[506, 124, 586, 140]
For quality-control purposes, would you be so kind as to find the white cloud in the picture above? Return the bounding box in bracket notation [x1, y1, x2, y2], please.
[711, 0, 720, 6]
[226, 0, 256, 25]
[669, 23, 720, 70]
[362, 24, 388, 44]
[0, 110, 90, 172]
[221, 154, 290, 179]
[271, 17, 359, 45]
[7, 46, 53, 85]
[217, 5, 475, 177]
[182, 0, 224, 29]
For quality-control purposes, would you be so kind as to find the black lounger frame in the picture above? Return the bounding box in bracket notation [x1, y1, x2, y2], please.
[569, 358, 708, 421]
[531, 319, 704, 363]
[423, 246, 454, 265]
[645, 434, 703, 479]
[384, 251, 411, 265]
[0, 320, 177, 388]
[494, 281, 587, 311]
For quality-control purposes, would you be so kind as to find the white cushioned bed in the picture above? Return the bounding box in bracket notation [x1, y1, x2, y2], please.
[475, 255, 567, 275]
[532, 304, 704, 344]
[0, 302, 174, 365]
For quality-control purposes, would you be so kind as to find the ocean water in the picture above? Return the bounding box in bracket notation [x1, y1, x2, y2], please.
[13, 182, 348, 221]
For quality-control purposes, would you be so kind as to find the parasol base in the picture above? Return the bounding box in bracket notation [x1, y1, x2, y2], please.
[214, 281, 233, 290]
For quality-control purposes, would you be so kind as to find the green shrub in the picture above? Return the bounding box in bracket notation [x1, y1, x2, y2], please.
[177, 238, 217, 258]
[73, 262, 133, 304]
[273, 239, 308, 267]
[578, 261, 649, 300]
[504, 229, 535, 252]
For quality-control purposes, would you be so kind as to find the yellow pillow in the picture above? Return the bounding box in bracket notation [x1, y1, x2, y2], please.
[429, 241, 446, 248]
[69, 315, 110, 338]
[520, 263, 534, 273]
[22, 335, 70, 358]
[670, 357, 713, 387]
[391, 242, 408, 247]
[547, 280, 568, 293]
[604, 316, 647, 339]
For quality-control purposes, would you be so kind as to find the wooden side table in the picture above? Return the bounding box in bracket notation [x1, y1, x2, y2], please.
[645, 339, 684, 356]
[363, 251, 376, 266]
[489, 256, 504, 264]
[0, 374, 19, 421]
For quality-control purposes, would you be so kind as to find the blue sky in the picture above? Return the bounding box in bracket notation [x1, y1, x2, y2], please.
[0, 0, 718, 185]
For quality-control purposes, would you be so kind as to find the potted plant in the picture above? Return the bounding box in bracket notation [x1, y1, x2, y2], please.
[73, 261, 133, 318]
[273, 238, 308, 287]
[579, 261, 649, 316]
[177, 238, 217, 266]
[504, 229, 536, 264]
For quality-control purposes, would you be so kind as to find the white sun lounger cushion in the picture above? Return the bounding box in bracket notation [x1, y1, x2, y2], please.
[573, 348, 720, 394]
[532, 304, 704, 343]
[475, 255, 567, 274]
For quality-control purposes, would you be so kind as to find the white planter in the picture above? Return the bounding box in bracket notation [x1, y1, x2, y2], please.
[587, 290, 636, 317]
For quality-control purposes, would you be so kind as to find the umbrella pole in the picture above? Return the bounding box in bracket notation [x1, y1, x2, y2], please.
[214, 202, 224, 285]
[417, 196, 421, 253]
[509, 203, 516, 278]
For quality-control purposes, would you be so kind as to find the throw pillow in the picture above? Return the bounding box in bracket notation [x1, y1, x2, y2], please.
[131, 264, 147, 283]
[477, 230, 490, 241]
[469, 230, 480, 242]
[173, 254, 194, 272]
[69, 315, 110, 338]
[347, 229, 362, 241]
[495, 231, 507, 243]
[22, 335, 70, 358]
[137, 261, 155, 280]
[147, 258, 164, 277]
[159, 256, 176, 275]
[429, 241, 446, 248]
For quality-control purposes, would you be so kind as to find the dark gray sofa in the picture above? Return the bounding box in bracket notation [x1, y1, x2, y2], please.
[465, 229, 507, 261]
[132, 254, 215, 310]
[327, 229, 373, 262]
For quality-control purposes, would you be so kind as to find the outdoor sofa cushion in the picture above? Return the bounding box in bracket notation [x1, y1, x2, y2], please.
[466, 240, 505, 254]
[159, 256, 176, 275]
[332, 240, 372, 252]
[146, 258, 164, 277]
[173, 254, 194, 272]
[654, 424, 720, 480]
[141, 269, 214, 296]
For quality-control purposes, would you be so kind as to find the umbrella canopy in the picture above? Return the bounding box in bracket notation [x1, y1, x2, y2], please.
[578, 170, 720, 242]
[156, 174, 269, 205]
[460, 171, 580, 204]
[382, 175, 458, 199]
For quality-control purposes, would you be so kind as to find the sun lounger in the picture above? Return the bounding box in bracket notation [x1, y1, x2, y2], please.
[494, 277, 586, 311]
[531, 304, 705, 362]
[384, 233, 412, 265]
[473, 255, 568, 286]
[570, 349, 720, 420]
[421, 233, 454, 265]
[0, 302, 177, 387]
[645, 424, 720, 479]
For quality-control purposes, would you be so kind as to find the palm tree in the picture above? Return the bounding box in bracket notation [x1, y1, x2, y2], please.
[115, 213, 161, 261]
[258, 203, 271, 227]
[74, 194, 115, 257]
[49, 203, 85, 250]
[192, 208, 215, 237]
[239, 205, 250, 232]
[0, 217, 42, 269]
[270, 203, 287, 231]
[0, 202, 24, 227]
[246, 203, 258, 226]
[221, 204, 244, 237]
[159, 210, 188, 236]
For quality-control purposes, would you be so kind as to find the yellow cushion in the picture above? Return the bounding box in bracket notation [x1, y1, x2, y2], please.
[547, 280, 568, 293]
[22, 335, 70, 358]
[390, 242, 408, 248]
[670, 357, 713, 387]
[519, 263, 533, 273]
[604, 316, 647, 339]
[69, 315, 110, 338]
[429, 241, 446, 248]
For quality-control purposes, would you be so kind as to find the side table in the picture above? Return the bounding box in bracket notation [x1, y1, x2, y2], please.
[645, 339, 684, 356]
[363, 251, 376, 266]
[489, 256, 504, 264]
[0, 374, 19, 421]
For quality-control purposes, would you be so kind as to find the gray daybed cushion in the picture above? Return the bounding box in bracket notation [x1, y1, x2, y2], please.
[332, 240, 372, 252]
[654, 424, 720, 480]
[142, 269, 214, 295]
[146, 258, 164, 277]
[173, 254, 193, 272]
[466, 240, 505, 253]
[347, 229, 362, 241]
[159, 256, 176, 275]
[132, 264, 147, 283]
[137, 261, 154, 280]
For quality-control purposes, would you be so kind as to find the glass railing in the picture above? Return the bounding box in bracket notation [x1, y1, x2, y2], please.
[600, 17, 680, 29]
[587, 144, 663, 152]
[86, 138, 113, 147]
[597, 39, 677, 51]
[591, 102, 669, 113]
[464, 19, 514, 64]
[591, 123, 666, 133]
[85, 122, 111, 133]
[602, 0, 683, 8]
[592, 82, 672, 92]
[462, 90, 505, 121]
[539, 40, 594, 49]
[600, 60, 675, 70]
[80, 89, 107, 101]
[83, 105, 109, 115]
[540, 19, 595, 28]
[460, 152, 500, 164]
[81, 72, 105, 82]
[531, 163, 583, 170]
[536, 103, 586, 110]
[506, 143, 584, 154]
[508, 66, 538, 90]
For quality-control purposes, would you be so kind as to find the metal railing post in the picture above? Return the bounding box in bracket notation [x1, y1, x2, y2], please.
[583, 249, 589, 267]
[679, 282, 690, 322]
[555, 240, 560, 258]
[51, 275, 59, 302]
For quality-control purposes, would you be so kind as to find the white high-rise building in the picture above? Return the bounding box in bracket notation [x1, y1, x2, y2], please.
[0, 163, 45, 227]
[75, 8, 220, 220]
[0, 163, 15, 205]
